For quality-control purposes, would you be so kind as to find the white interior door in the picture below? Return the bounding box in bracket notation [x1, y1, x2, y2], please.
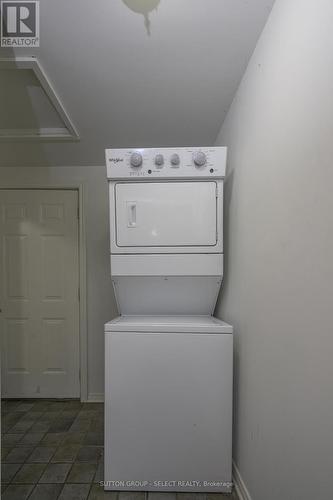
[115, 182, 217, 247]
[0, 190, 80, 398]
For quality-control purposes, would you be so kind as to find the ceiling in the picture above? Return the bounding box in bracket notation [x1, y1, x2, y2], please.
[0, 0, 275, 167]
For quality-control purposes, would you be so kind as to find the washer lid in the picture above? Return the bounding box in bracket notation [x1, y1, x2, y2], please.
[104, 315, 233, 334]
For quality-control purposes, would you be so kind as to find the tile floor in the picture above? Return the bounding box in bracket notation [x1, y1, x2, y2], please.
[1, 399, 237, 500]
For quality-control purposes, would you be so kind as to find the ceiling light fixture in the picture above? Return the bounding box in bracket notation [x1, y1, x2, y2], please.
[122, 0, 160, 36]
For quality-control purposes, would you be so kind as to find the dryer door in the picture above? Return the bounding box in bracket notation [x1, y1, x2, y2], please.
[115, 182, 217, 248]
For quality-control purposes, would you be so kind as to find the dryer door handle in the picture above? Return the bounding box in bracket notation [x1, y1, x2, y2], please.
[127, 202, 137, 227]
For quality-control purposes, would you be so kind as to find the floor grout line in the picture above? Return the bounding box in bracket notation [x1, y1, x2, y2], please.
[2, 398, 234, 499]
[2, 398, 105, 499]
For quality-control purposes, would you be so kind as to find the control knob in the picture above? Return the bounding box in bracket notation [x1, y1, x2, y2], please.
[170, 153, 180, 166]
[193, 151, 207, 167]
[155, 154, 164, 166]
[130, 152, 143, 168]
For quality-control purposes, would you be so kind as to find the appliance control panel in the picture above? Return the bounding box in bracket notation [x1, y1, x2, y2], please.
[106, 147, 227, 179]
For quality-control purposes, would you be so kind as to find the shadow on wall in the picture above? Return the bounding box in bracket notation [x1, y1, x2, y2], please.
[215, 167, 234, 314]
[122, 0, 160, 35]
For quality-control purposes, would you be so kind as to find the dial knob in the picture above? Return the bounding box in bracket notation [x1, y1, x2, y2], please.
[155, 154, 164, 166]
[170, 153, 180, 166]
[193, 151, 207, 167]
[130, 152, 143, 168]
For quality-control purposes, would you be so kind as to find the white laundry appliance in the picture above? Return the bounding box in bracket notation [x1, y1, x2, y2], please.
[104, 147, 233, 493]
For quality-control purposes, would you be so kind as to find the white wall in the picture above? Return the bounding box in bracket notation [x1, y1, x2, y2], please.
[0, 166, 118, 401]
[215, 1, 333, 499]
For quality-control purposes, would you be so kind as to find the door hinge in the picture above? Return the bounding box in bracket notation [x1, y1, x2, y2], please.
[78, 287, 80, 301]
[77, 206, 80, 219]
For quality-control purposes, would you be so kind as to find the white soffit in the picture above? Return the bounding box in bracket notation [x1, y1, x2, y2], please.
[0, 57, 79, 141]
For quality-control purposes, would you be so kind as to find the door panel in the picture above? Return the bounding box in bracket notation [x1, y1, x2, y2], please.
[41, 318, 67, 374]
[5, 235, 29, 299]
[6, 319, 30, 373]
[0, 190, 80, 398]
[115, 182, 217, 247]
[41, 235, 65, 300]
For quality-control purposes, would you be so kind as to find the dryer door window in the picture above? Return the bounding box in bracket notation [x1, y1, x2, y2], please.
[115, 182, 217, 247]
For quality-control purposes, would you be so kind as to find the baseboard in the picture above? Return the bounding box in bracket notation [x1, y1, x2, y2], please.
[233, 461, 252, 500]
[86, 393, 104, 403]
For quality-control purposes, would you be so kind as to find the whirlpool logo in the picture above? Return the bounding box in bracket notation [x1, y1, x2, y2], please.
[109, 158, 124, 163]
[1, 1, 40, 47]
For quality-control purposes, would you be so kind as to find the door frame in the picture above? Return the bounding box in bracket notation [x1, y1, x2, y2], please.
[0, 185, 88, 402]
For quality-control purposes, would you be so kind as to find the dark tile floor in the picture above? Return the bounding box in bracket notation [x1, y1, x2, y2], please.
[1, 399, 237, 500]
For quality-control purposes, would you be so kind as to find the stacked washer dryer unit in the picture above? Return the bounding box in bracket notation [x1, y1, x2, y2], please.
[105, 147, 233, 493]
